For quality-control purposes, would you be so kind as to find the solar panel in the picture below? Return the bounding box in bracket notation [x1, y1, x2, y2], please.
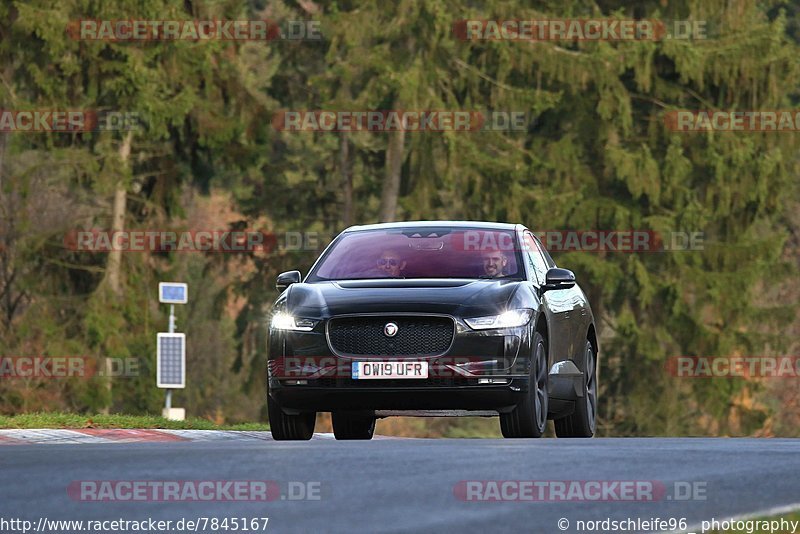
[157, 333, 185, 388]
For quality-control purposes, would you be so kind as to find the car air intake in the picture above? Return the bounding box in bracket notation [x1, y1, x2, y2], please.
[327, 315, 454, 357]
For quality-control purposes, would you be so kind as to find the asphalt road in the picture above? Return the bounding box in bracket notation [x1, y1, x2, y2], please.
[1, 437, 799, 534]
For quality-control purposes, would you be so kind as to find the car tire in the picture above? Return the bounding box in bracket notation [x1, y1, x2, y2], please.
[332, 412, 376, 440]
[500, 330, 548, 438]
[268, 396, 315, 440]
[554, 340, 597, 438]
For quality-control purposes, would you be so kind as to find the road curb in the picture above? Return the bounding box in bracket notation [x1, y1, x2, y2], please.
[0, 429, 343, 445]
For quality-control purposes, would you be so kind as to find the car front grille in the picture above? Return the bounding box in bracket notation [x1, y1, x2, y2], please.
[327, 315, 454, 357]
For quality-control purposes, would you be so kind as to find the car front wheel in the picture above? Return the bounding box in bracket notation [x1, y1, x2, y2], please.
[500, 330, 549, 438]
[268, 396, 316, 440]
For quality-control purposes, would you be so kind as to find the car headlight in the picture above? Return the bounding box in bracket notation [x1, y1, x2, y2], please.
[271, 311, 318, 331]
[464, 309, 533, 330]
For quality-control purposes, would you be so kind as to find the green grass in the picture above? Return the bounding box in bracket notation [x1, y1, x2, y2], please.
[704, 510, 800, 533]
[0, 412, 269, 431]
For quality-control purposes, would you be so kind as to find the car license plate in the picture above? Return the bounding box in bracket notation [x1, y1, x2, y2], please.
[352, 361, 428, 379]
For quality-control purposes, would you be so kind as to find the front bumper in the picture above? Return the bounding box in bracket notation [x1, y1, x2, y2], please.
[267, 317, 531, 414]
[267, 316, 585, 418]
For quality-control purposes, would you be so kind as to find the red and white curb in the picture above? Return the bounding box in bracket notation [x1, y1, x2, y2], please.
[0, 429, 349, 445]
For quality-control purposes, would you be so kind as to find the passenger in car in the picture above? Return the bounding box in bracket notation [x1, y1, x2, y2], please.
[481, 249, 507, 277]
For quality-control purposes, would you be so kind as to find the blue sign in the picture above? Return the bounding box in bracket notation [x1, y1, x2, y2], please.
[159, 282, 188, 304]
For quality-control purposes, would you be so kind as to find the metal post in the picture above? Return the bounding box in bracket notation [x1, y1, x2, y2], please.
[165, 304, 176, 413]
[158, 283, 187, 421]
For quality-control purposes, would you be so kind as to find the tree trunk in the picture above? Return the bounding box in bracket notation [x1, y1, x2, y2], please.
[379, 127, 405, 222]
[100, 132, 132, 414]
[104, 132, 132, 297]
[0, 131, 10, 328]
[0, 131, 8, 191]
[340, 132, 354, 228]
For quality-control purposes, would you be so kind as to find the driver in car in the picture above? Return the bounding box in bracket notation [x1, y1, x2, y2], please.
[376, 249, 407, 278]
[481, 249, 507, 278]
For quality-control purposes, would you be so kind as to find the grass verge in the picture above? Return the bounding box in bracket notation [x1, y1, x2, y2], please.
[0, 412, 268, 431]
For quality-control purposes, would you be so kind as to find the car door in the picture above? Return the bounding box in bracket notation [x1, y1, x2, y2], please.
[537, 237, 589, 361]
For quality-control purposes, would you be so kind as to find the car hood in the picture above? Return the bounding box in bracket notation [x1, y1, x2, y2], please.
[281, 279, 522, 318]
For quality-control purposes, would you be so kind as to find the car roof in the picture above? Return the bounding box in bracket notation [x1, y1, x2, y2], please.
[343, 220, 524, 233]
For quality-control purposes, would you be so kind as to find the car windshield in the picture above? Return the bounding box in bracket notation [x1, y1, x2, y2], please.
[308, 227, 524, 281]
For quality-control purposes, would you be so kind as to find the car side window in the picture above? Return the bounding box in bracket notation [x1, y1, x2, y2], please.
[523, 232, 549, 285]
[533, 234, 556, 268]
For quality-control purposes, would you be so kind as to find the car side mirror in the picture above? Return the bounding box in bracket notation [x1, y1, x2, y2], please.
[543, 268, 576, 291]
[276, 270, 301, 292]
